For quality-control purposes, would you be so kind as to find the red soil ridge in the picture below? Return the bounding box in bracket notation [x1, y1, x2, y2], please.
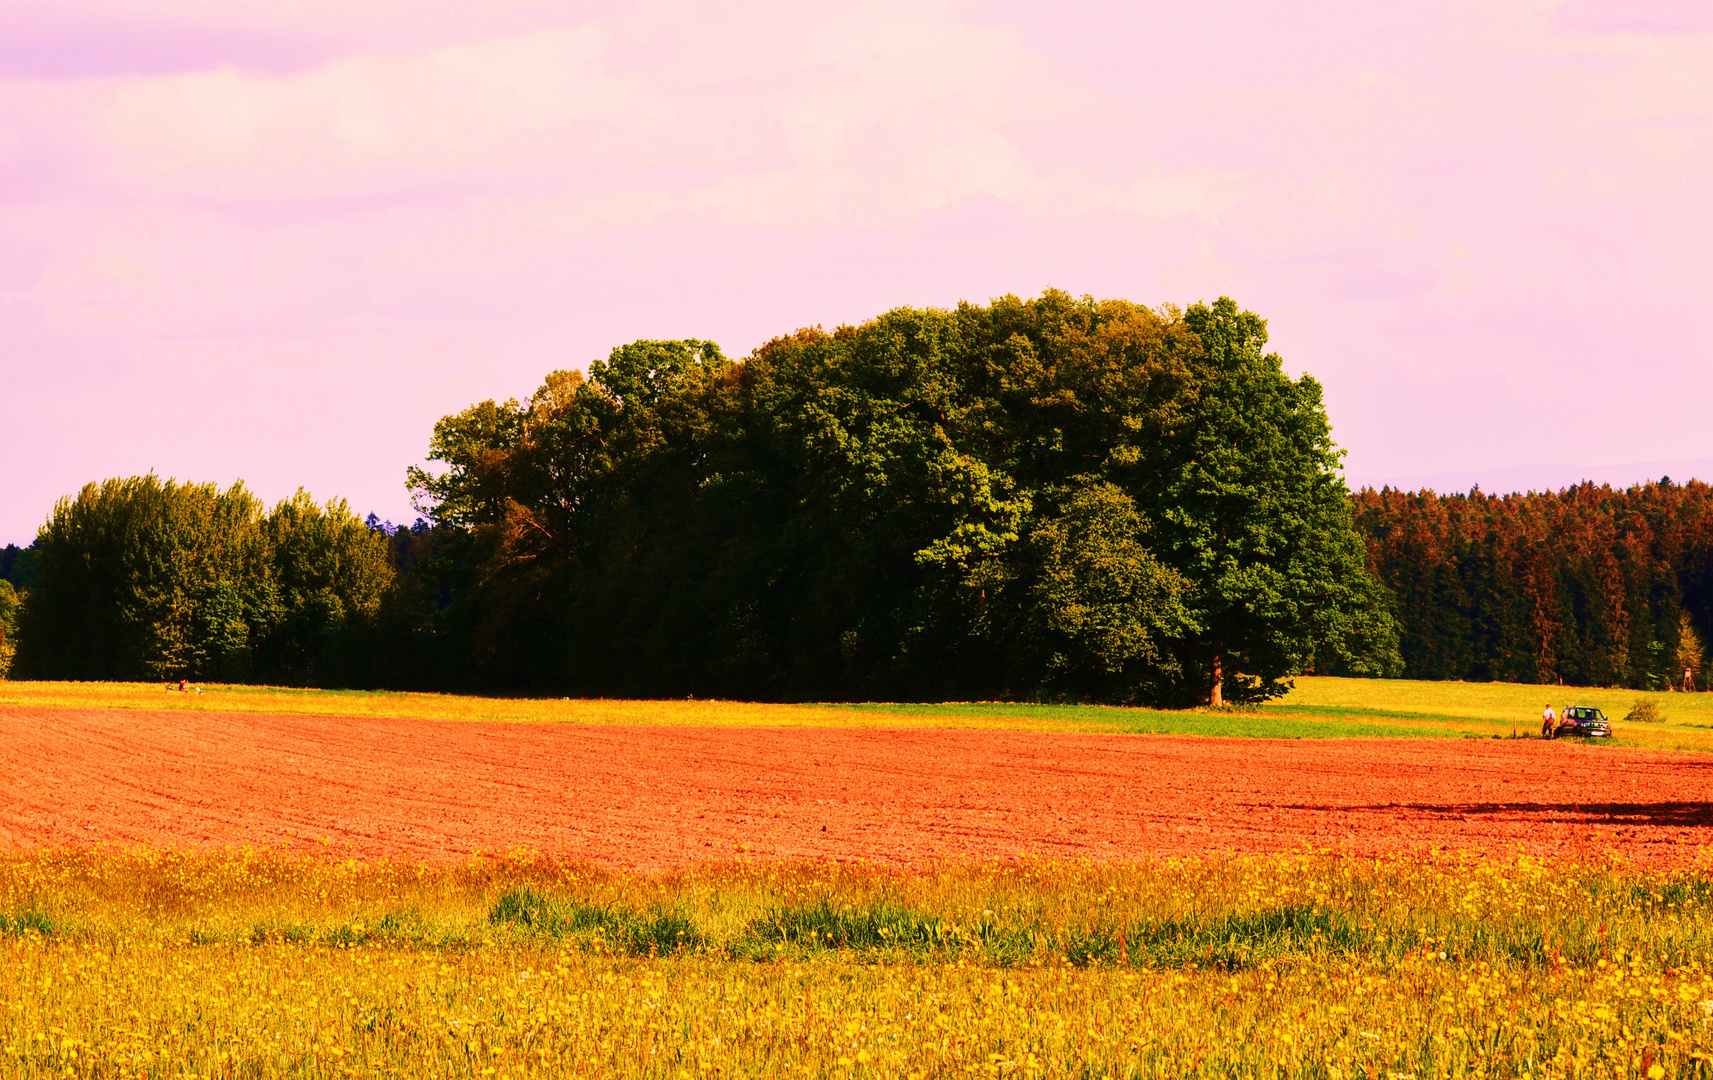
[3, 707, 1710, 868]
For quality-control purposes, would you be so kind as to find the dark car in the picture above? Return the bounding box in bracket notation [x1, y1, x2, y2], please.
[1553, 706, 1612, 739]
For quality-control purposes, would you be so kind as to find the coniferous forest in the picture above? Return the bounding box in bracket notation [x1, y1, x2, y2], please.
[3, 291, 1709, 700]
[1353, 483, 1713, 690]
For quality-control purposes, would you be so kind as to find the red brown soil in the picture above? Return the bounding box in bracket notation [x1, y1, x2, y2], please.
[4, 707, 1712, 868]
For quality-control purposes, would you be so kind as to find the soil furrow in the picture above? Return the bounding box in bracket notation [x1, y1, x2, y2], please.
[3, 706, 1711, 867]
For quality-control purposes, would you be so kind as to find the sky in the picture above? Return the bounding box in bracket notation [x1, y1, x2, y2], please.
[3, 0, 1712, 544]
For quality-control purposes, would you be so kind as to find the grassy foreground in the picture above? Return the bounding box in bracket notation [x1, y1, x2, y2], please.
[5, 850, 1713, 1078]
[5, 675, 1713, 749]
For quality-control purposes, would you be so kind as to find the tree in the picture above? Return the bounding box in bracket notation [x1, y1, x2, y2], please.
[257, 491, 394, 684]
[1160, 299, 1400, 705]
[0, 544, 41, 588]
[406, 342, 744, 691]
[972, 481, 1193, 701]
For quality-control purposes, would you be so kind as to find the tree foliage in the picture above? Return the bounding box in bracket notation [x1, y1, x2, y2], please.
[10, 476, 391, 683]
[400, 292, 1396, 703]
[1158, 301, 1398, 702]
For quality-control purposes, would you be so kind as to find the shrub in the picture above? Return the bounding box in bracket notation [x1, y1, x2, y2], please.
[1624, 697, 1665, 724]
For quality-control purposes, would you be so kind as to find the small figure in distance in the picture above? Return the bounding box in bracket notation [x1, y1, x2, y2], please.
[1686, 667, 1696, 693]
[1541, 703, 1556, 739]
[178, 679, 187, 692]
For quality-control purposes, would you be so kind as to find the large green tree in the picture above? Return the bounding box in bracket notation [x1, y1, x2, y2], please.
[407, 340, 745, 690]
[738, 294, 1208, 700]
[260, 491, 396, 684]
[1158, 299, 1400, 704]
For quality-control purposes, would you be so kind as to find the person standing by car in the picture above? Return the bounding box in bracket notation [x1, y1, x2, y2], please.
[1541, 704, 1557, 738]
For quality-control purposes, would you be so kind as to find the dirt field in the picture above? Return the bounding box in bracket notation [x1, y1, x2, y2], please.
[4, 706, 1712, 868]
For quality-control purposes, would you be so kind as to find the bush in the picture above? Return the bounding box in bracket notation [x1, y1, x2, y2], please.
[1624, 697, 1665, 724]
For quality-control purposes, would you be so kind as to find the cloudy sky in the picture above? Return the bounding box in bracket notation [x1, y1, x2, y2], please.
[3, 0, 1711, 542]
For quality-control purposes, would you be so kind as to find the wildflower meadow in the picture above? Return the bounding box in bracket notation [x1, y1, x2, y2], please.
[3, 849, 1712, 1078]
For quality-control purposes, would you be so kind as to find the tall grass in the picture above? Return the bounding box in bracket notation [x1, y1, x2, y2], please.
[4, 849, 1713, 1077]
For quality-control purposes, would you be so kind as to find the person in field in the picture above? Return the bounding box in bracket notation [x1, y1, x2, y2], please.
[1541, 704, 1556, 738]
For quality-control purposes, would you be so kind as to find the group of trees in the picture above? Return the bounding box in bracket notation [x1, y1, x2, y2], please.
[401, 293, 1397, 704]
[1352, 482, 1713, 690]
[6, 477, 392, 684]
[14, 291, 1711, 699]
[1, 293, 1400, 704]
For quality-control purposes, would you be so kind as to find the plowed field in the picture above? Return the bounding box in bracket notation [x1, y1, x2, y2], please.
[4, 706, 1711, 867]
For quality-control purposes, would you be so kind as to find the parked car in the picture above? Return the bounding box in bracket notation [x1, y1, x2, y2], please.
[1553, 706, 1612, 739]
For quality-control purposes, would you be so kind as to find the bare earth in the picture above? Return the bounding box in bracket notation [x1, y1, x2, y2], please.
[4, 707, 1712, 868]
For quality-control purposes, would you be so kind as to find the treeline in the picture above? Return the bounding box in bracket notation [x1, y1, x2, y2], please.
[1353, 482, 1713, 689]
[1, 293, 1399, 704]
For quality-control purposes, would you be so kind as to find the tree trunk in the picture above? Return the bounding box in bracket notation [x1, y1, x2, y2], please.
[1210, 651, 1223, 707]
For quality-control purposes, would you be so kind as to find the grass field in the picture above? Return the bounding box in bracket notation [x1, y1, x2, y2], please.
[4, 850, 1712, 1079]
[5, 675, 1713, 750]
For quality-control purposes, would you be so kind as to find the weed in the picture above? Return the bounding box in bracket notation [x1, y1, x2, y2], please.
[0, 909, 54, 937]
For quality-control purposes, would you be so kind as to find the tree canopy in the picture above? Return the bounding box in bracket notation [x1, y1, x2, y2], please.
[403, 291, 1397, 703]
[11, 476, 390, 683]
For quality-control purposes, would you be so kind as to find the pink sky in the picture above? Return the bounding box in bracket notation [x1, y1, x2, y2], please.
[3, 0, 1712, 542]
